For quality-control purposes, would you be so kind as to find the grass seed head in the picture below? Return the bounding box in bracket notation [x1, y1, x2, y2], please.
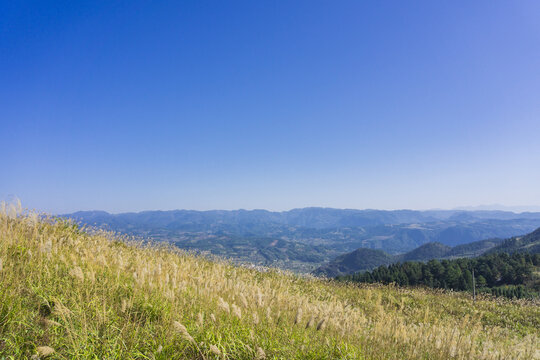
[210, 344, 221, 355]
[41, 239, 53, 255]
[256, 346, 266, 359]
[52, 303, 72, 316]
[294, 307, 303, 325]
[239, 293, 248, 308]
[69, 266, 84, 281]
[44, 319, 62, 327]
[36, 346, 55, 357]
[173, 321, 194, 342]
[232, 303, 242, 319]
[197, 312, 204, 326]
[218, 297, 230, 313]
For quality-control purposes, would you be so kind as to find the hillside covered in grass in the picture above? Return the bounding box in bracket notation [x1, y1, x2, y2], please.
[0, 207, 539, 359]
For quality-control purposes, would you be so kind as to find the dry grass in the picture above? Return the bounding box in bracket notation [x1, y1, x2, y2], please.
[0, 204, 538, 359]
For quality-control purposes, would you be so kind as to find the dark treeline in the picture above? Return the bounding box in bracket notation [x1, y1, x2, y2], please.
[338, 252, 540, 299]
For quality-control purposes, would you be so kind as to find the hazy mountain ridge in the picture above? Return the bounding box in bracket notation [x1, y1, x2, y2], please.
[67, 208, 540, 229]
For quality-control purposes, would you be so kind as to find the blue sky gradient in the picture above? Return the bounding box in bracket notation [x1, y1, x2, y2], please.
[2, 1, 540, 213]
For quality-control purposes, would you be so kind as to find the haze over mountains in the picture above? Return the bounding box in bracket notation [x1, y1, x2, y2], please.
[65, 208, 540, 273]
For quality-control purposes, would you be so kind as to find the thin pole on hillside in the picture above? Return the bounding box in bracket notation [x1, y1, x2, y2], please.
[472, 268, 476, 301]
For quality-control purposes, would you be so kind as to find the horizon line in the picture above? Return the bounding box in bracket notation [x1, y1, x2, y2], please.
[58, 205, 540, 216]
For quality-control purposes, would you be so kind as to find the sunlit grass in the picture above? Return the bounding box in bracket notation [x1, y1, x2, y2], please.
[0, 203, 538, 359]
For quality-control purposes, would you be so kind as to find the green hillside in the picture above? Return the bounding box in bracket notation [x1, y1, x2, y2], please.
[312, 248, 394, 277]
[339, 252, 540, 300]
[1, 209, 539, 359]
[488, 227, 540, 254]
[398, 242, 451, 262]
[314, 237, 505, 277]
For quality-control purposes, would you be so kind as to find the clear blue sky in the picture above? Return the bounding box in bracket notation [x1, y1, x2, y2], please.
[2, 1, 540, 213]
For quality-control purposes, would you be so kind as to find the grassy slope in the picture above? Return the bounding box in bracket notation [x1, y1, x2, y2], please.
[0, 209, 539, 359]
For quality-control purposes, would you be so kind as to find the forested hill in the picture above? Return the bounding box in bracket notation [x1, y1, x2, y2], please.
[314, 238, 503, 277]
[312, 248, 395, 277]
[338, 252, 540, 299]
[488, 227, 540, 254]
[316, 227, 540, 277]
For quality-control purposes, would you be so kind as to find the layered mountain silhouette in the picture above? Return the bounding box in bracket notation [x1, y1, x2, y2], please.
[315, 227, 540, 277]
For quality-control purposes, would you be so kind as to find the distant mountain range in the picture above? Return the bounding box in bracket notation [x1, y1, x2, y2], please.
[314, 227, 540, 277]
[64, 208, 540, 273]
[67, 208, 540, 229]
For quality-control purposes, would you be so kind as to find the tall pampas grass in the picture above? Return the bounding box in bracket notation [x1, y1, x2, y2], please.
[294, 307, 302, 325]
[256, 346, 266, 360]
[209, 344, 221, 355]
[36, 346, 55, 357]
[231, 303, 242, 319]
[218, 297, 230, 313]
[173, 321, 194, 342]
[69, 266, 84, 281]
